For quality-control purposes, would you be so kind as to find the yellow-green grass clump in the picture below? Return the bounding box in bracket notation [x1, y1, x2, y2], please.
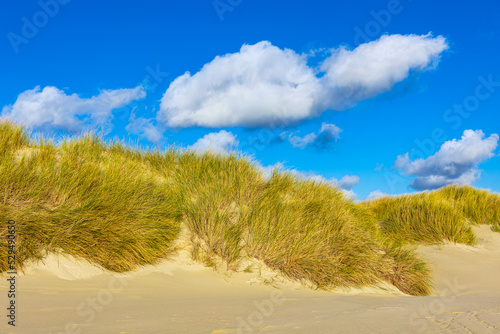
[245, 172, 384, 288]
[0, 121, 30, 157]
[244, 172, 433, 295]
[362, 194, 476, 246]
[174, 151, 264, 269]
[432, 185, 500, 228]
[0, 124, 182, 272]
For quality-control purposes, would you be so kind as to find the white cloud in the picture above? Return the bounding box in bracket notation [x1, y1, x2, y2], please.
[341, 189, 357, 200]
[365, 190, 388, 201]
[395, 129, 499, 190]
[158, 34, 448, 128]
[159, 41, 321, 128]
[288, 132, 318, 149]
[188, 130, 239, 154]
[319, 33, 448, 109]
[125, 111, 163, 143]
[1, 85, 146, 132]
[320, 122, 342, 139]
[285, 122, 342, 149]
[337, 175, 360, 190]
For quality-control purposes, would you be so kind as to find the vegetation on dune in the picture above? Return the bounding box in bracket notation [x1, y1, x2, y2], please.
[0, 121, 498, 296]
[244, 173, 384, 288]
[363, 184, 500, 246]
[175, 152, 263, 269]
[432, 185, 500, 227]
[381, 244, 432, 297]
[362, 194, 476, 245]
[0, 123, 182, 272]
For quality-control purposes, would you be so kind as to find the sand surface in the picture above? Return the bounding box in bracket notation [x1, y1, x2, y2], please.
[2, 225, 500, 334]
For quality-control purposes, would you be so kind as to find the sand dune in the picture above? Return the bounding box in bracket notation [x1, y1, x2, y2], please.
[1, 225, 500, 334]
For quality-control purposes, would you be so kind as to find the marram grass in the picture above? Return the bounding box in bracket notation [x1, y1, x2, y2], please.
[244, 172, 384, 288]
[432, 185, 500, 227]
[362, 194, 476, 245]
[0, 124, 183, 272]
[0, 121, 498, 296]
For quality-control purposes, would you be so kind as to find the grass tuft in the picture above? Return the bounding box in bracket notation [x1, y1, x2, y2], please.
[363, 194, 476, 245]
[433, 185, 500, 227]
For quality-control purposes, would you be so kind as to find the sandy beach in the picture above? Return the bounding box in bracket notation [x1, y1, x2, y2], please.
[1, 225, 499, 334]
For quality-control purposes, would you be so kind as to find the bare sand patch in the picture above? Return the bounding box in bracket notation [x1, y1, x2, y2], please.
[2, 226, 499, 333]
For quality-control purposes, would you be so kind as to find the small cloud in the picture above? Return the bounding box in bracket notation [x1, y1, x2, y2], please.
[319, 122, 342, 140]
[394, 129, 499, 190]
[341, 189, 357, 200]
[285, 122, 342, 149]
[365, 190, 388, 200]
[246, 129, 287, 149]
[1, 85, 146, 133]
[337, 175, 360, 190]
[288, 132, 318, 149]
[126, 111, 164, 143]
[188, 130, 239, 154]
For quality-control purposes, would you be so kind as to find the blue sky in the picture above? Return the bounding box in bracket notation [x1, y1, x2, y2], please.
[1, 0, 500, 199]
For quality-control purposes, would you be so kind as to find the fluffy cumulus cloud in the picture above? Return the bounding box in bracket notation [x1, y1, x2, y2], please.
[395, 130, 499, 190]
[287, 132, 318, 149]
[125, 112, 164, 143]
[159, 41, 322, 128]
[285, 122, 342, 149]
[318, 33, 448, 109]
[336, 175, 360, 190]
[365, 190, 388, 201]
[188, 130, 239, 154]
[1, 85, 146, 132]
[158, 34, 448, 128]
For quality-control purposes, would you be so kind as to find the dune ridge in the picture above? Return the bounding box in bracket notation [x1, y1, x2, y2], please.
[1, 120, 499, 299]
